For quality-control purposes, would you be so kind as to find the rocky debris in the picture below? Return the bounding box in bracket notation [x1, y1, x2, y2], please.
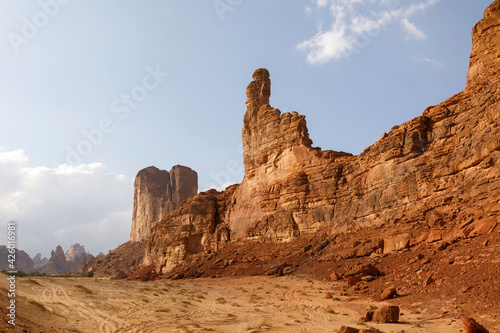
[343, 264, 381, 286]
[264, 261, 290, 276]
[380, 286, 398, 300]
[0, 246, 34, 271]
[32, 253, 48, 268]
[461, 317, 490, 333]
[360, 310, 374, 322]
[338, 326, 383, 333]
[81, 241, 146, 278]
[130, 165, 198, 242]
[383, 234, 410, 253]
[338, 326, 360, 333]
[372, 305, 400, 323]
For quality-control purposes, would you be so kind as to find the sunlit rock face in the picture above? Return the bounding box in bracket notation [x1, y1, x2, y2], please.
[146, 0, 500, 274]
[130, 165, 198, 242]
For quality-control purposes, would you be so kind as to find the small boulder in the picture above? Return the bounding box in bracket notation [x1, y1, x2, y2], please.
[359, 328, 383, 333]
[372, 305, 399, 323]
[330, 272, 341, 281]
[360, 310, 374, 322]
[265, 261, 288, 276]
[423, 274, 434, 286]
[323, 292, 333, 299]
[461, 317, 489, 333]
[344, 264, 380, 278]
[383, 233, 410, 253]
[338, 326, 359, 333]
[380, 286, 398, 300]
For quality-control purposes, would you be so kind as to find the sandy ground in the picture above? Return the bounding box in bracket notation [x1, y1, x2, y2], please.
[0, 274, 469, 333]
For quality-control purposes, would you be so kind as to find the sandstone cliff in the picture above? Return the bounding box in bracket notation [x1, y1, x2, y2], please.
[145, 1, 500, 275]
[130, 165, 198, 242]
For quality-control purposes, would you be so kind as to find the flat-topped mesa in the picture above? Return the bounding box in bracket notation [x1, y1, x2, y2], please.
[242, 68, 313, 175]
[466, 0, 500, 87]
[130, 165, 198, 242]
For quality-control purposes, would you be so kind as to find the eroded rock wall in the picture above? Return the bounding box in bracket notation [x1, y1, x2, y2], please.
[146, 0, 500, 274]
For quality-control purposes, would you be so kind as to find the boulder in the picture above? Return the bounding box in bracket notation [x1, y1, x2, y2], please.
[383, 233, 410, 253]
[380, 287, 398, 300]
[372, 306, 399, 323]
[461, 317, 489, 333]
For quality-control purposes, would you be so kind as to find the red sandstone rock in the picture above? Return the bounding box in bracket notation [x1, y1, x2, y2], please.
[130, 165, 197, 242]
[144, 1, 500, 275]
[461, 317, 489, 333]
[383, 233, 410, 253]
[380, 287, 398, 300]
[372, 305, 400, 323]
[338, 326, 359, 333]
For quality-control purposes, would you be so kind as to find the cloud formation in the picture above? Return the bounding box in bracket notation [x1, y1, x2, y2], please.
[298, 0, 439, 64]
[0, 147, 132, 258]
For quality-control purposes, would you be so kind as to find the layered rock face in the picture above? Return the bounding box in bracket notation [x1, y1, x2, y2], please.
[146, 1, 500, 274]
[130, 165, 198, 242]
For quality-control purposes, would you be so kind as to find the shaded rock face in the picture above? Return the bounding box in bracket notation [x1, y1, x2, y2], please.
[146, 1, 500, 274]
[0, 246, 34, 271]
[32, 253, 48, 269]
[130, 165, 198, 242]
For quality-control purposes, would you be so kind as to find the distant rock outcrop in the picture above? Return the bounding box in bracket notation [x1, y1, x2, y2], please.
[40, 245, 93, 273]
[80, 241, 146, 278]
[145, 0, 500, 275]
[65, 243, 89, 262]
[32, 253, 49, 269]
[130, 165, 198, 242]
[0, 246, 34, 271]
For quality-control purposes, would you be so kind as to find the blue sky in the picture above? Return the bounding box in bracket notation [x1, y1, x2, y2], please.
[0, 0, 492, 258]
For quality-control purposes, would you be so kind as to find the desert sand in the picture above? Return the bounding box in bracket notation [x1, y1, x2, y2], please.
[1, 274, 467, 332]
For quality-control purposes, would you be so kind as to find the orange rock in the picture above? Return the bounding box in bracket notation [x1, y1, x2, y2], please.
[380, 287, 398, 300]
[372, 306, 400, 323]
[461, 317, 489, 333]
[143, 0, 500, 275]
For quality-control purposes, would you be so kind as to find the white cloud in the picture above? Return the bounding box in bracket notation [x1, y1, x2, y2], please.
[0, 147, 132, 258]
[297, 0, 439, 64]
[401, 18, 426, 40]
[417, 57, 446, 69]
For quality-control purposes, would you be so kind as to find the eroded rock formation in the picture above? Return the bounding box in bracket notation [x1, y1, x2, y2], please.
[145, 1, 500, 275]
[130, 165, 198, 242]
[65, 243, 89, 262]
[0, 246, 34, 271]
[32, 253, 48, 269]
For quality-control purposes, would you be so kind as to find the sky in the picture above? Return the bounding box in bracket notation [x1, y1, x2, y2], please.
[0, 0, 493, 259]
